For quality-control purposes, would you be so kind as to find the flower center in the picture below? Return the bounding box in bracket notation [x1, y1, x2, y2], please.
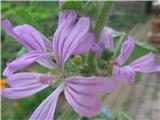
[37, 73, 54, 84]
[110, 60, 120, 66]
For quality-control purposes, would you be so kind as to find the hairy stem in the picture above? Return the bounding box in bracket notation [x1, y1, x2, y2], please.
[93, 1, 114, 42]
[87, 1, 114, 75]
[87, 51, 99, 75]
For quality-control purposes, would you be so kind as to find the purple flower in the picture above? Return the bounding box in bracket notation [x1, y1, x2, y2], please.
[53, 12, 95, 67]
[113, 37, 160, 84]
[2, 12, 115, 119]
[91, 27, 113, 57]
[99, 30, 160, 84]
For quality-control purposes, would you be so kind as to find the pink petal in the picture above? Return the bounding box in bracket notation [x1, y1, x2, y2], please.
[58, 10, 77, 25]
[99, 27, 113, 51]
[13, 23, 57, 69]
[1, 73, 49, 99]
[2, 20, 56, 69]
[72, 33, 96, 54]
[65, 76, 116, 93]
[64, 87, 99, 116]
[2, 20, 26, 46]
[64, 76, 115, 117]
[40, 32, 53, 51]
[62, 17, 90, 65]
[13, 25, 46, 50]
[37, 57, 58, 70]
[2, 20, 49, 51]
[2, 85, 48, 99]
[53, 13, 77, 65]
[112, 66, 135, 84]
[29, 83, 64, 120]
[3, 51, 52, 77]
[129, 53, 160, 73]
[7, 72, 42, 87]
[91, 43, 103, 58]
[117, 36, 135, 65]
[64, 86, 100, 117]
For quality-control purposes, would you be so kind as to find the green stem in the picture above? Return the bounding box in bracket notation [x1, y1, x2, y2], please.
[93, 1, 114, 42]
[87, 51, 99, 75]
[87, 1, 114, 75]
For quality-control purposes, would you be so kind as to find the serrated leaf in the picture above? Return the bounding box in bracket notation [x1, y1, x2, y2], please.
[61, 1, 83, 11]
[135, 41, 158, 53]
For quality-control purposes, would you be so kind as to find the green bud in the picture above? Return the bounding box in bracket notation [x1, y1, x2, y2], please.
[71, 55, 82, 66]
[101, 48, 113, 61]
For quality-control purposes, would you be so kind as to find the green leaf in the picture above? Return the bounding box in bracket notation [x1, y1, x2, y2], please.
[135, 41, 158, 53]
[61, 1, 83, 11]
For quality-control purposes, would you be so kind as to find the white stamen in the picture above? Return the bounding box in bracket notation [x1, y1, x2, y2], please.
[37, 73, 54, 84]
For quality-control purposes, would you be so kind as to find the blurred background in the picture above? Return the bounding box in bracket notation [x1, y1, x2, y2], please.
[1, 1, 160, 120]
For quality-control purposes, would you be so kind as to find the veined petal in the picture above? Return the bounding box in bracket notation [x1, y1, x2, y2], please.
[65, 76, 115, 95]
[99, 27, 113, 51]
[64, 76, 115, 117]
[3, 51, 53, 77]
[40, 32, 53, 51]
[129, 53, 160, 73]
[64, 85, 100, 117]
[14, 24, 58, 69]
[29, 83, 64, 120]
[2, 20, 26, 46]
[7, 72, 57, 88]
[62, 17, 90, 65]
[7, 72, 41, 87]
[117, 36, 135, 65]
[2, 84, 48, 99]
[72, 33, 96, 54]
[13, 25, 46, 50]
[53, 13, 77, 66]
[37, 57, 58, 70]
[2, 20, 56, 69]
[2, 20, 51, 51]
[1, 73, 49, 99]
[59, 10, 77, 25]
[112, 66, 135, 84]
